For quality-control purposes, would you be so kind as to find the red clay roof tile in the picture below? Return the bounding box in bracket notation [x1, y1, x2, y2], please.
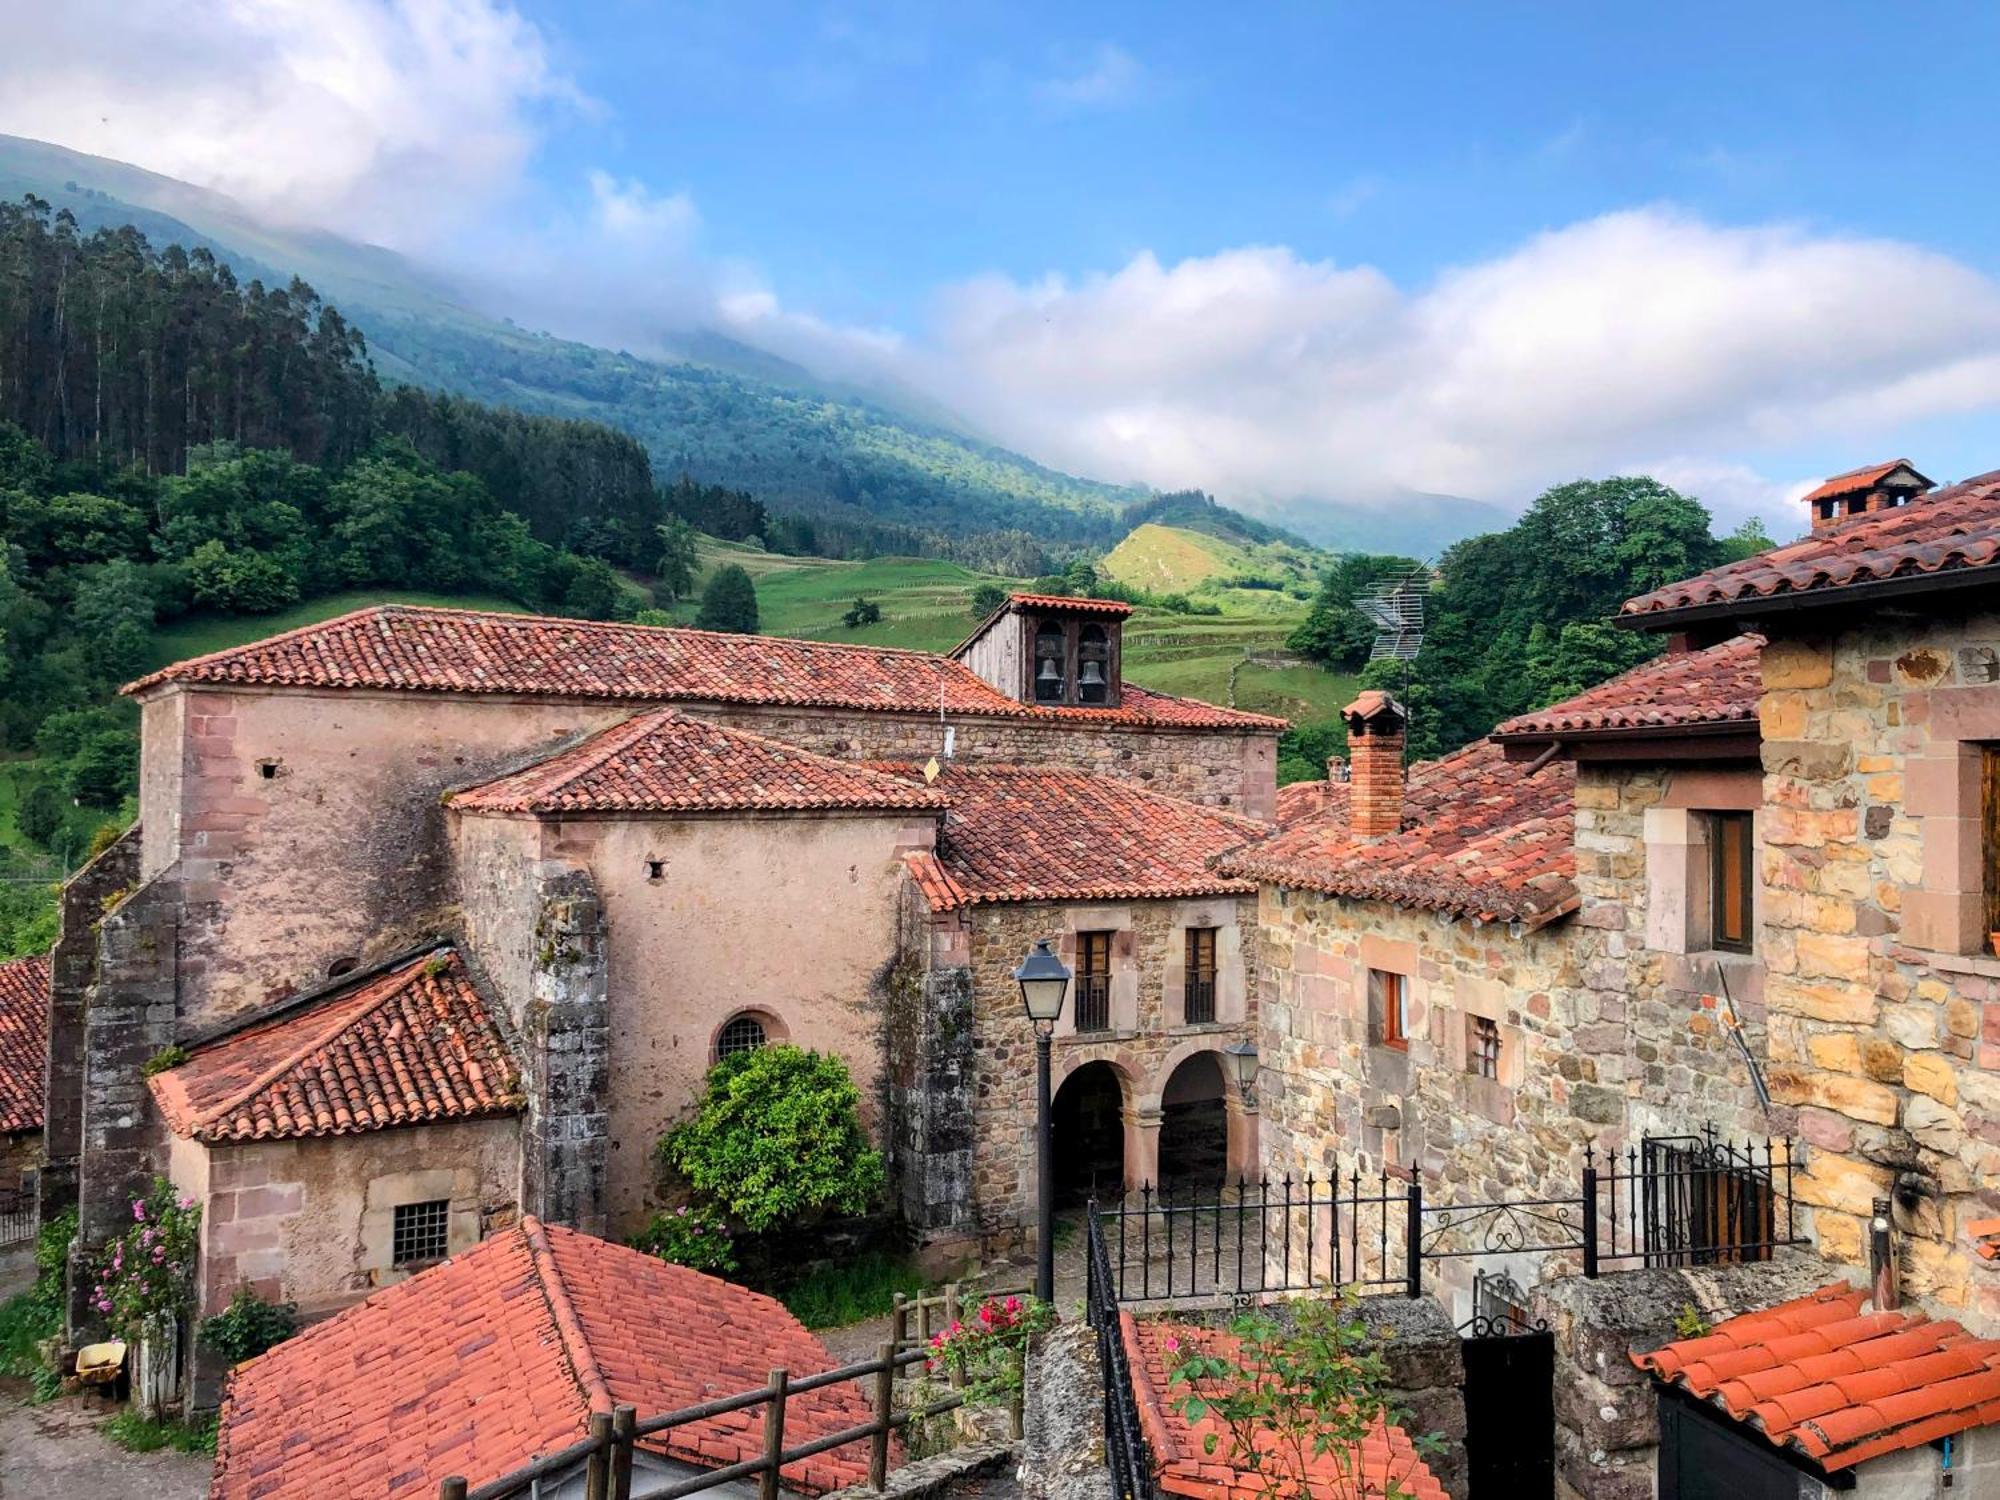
[1491, 636, 1763, 740]
[0, 954, 47, 1135]
[902, 765, 1264, 909]
[1008, 592, 1135, 616]
[1123, 1315, 1450, 1500]
[449, 710, 947, 816]
[211, 1218, 877, 1500]
[124, 604, 1280, 730]
[1218, 738, 1577, 926]
[148, 949, 522, 1142]
[1622, 469, 2000, 621]
[1274, 777, 1341, 826]
[1633, 1283, 2000, 1471]
[1797, 458, 1929, 506]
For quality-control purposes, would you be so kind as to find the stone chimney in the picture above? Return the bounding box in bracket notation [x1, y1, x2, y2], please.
[1800, 459, 1934, 534]
[1342, 691, 1407, 838]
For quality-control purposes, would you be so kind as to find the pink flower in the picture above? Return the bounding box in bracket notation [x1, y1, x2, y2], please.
[178, 1195, 195, 1210]
[1164, 1336, 1181, 1354]
[132, 1199, 146, 1221]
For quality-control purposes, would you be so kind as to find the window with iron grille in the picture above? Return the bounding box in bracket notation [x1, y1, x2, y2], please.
[1183, 927, 1218, 1024]
[1469, 1016, 1501, 1079]
[392, 1199, 450, 1268]
[1076, 931, 1113, 1033]
[716, 1013, 768, 1059]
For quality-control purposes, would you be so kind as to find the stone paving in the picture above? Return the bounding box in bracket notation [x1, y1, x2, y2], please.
[0, 1391, 211, 1500]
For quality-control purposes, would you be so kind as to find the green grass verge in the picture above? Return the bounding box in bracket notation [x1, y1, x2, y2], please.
[143, 589, 535, 672]
[778, 1250, 928, 1330]
[0, 1290, 57, 1380]
[104, 1410, 218, 1456]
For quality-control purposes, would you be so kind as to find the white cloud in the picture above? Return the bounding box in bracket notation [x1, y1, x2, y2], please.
[1035, 42, 1146, 110]
[0, 0, 578, 249]
[921, 209, 2000, 525]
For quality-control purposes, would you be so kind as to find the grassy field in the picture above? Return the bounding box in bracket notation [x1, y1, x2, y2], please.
[143, 589, 536, 672]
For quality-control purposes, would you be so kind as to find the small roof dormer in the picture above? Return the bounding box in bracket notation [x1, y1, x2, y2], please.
[1799, 459, 1934, 533]
[952, 592, 1132, 709]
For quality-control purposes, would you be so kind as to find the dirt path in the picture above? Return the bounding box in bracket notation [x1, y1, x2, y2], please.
[0, 1392, 211, 1500]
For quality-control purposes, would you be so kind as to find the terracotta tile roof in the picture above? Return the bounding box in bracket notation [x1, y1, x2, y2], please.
[1633, 1283, 2000, 1472]
[149, 948, 522, 1142]
[0, 954, 48, 1135]
[1969, 1216, 2000, 1262]
[124, 603, 1280, 729]
[1274, 777, 1343, 826]
[212, 1217, 877, 1500]
[1490, 635, 1763, 740]
[1219, 737, 1577, 925]
[897, 765, 1264, 909]
[1007, 592, 1135, 617]
[1798, 458, 1928, 506]
[1124, 1315, 1450, 1500]
[1621, 470, 2000, 621]
[449, 710, 947, 816]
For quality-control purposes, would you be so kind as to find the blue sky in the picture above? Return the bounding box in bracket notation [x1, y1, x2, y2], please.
[7, 2, 2000, 533]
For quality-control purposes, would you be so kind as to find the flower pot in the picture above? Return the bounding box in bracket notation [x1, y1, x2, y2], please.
[133, 1318, 182, 1421]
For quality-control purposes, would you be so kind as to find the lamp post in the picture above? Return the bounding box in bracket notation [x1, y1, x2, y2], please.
[1013, 939, 1071, 1303]
[1222, 1040, 1260, 1106]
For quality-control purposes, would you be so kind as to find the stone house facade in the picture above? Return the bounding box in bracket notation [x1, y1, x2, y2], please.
[46, 595, 1280, 1351]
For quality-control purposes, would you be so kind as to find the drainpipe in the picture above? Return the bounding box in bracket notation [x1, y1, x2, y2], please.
[1870, 1197, 1899, 1311]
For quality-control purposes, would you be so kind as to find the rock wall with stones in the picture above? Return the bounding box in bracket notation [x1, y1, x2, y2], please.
[1751, 613, 2000, 1327]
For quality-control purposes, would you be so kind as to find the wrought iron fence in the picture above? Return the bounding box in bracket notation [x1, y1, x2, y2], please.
[1093, 1133, 1805, 1305]
[1182, 978, 1215, 1025]
[0, 1189, 33, 1246]
[1075, 974, 1111, 1034]
[1085, 1208, 1156, 1500]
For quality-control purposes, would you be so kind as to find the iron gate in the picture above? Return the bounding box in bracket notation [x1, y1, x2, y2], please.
[1641, 1132, 1777, 1267]
[1459, 1273, 1553, 1498]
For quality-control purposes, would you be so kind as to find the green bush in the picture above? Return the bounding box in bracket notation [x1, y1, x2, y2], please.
[199, 1284, 298, 1366]
[696, 564, 760, 634]
[630, 1204, 738, 1274]
[659, 1045, 884, 1234]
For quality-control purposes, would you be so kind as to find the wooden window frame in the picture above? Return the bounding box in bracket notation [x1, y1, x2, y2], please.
[1983, 745, 2000, 956]
[1183, 927, 1218, 1024]
[1708, 811, 1755, 955]
[1371, 968, 1408, 1051]
[1469, 1015, 1501, 1080]
[1076, 930, 1114, 1033]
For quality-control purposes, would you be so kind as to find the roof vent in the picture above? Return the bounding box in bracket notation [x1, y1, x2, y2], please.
[1800, 460, 1934, 534]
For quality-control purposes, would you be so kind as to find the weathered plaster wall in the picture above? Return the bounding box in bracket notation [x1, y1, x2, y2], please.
[0, 1132, 39, 1195]
[960, 894, 1258, 1230]
[169, 1116, 521, 1320]
[1750, 614, 2000, 1325]
[505, 810, 927, 1237]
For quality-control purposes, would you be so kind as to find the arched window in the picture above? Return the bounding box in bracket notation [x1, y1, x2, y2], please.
[715, 1013, 768, 1060]
[1077, 623, 1111, 704]
[1033, 621, 1067, 703]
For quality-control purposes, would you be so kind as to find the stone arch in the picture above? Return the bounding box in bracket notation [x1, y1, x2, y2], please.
[1156, 1050, 1230, 1195]
[1050, 1057, 1134, 1207]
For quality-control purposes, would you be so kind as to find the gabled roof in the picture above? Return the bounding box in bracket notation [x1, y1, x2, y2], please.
[1798, 458, 1931, 506]
[1007, 592, 1135, 617]
[0, 954, 48, 1135]
[1490, 636, 1763, 741]
[149, 948, 521, 1143]
[1621, 469, 2000, 624]
[124, 603, 1282, 730]
[900, 765, 1264, 910]
[1274, 777, 1343, 827]
[449, 710, 947, 816]
[1124, 1314, 1450, 1500]
[1217, 738, 1577, 926]
[1634, 1283, 2000, 1473]
[212, 1218, 877, 1500]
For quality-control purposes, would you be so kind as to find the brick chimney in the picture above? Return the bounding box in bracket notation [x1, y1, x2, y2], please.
[1342, 691, 1407, 838]
[1799, 459, 1934, 534]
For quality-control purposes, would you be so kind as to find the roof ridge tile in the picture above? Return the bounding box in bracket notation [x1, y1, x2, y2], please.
[521, 1216, 614, 1417]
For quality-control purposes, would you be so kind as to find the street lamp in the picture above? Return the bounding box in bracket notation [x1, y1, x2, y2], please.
[1222, 1040, 1260, 1105]
[1013, 939, 1071, 1302]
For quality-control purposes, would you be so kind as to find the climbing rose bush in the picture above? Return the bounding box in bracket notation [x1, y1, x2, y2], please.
[92, 1178, 201, 1341]
[631, 1203, 738, 1274]
[926, 1294, 1052, 1404]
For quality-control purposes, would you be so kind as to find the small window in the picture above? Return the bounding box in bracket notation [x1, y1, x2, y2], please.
[1469, 1016, 1501, 1080]
[1708, 812, 1754, 954]
[1371, 969, 1407, 1050]
[645, 858, 666, 882]
[1033, 621, 1067, 703]
[392, 1199, 451, 1268]
[1076, 931, 1113, 1033]
[1183, 928, 1217, 1024]
[1077, 623, 1111, 705]
[1983, 746, 2000, 955]
[716, 1013, 767, 1059]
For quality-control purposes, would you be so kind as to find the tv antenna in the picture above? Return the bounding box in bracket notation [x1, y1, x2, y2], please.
[1357, 565, 1431, 662]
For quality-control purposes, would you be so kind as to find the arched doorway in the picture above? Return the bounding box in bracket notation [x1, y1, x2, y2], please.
[1050, 1061, 1127, 1207]
[1158, 1052, 1228, 1195]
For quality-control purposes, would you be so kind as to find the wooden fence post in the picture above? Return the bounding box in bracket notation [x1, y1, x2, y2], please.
[1008, 1339, 1025, 1441]
[890, 1293, 908, 1357]
[584, 1410, 614, 1500]
[610, 1404, 637, 1500]
[917, 1291, 932, 1351]
[869, 1342, 895, 1491]
[758, 1368, 790, 1500]
[943, 1283, 963, 1390]
[440, 1480, 467, 1500]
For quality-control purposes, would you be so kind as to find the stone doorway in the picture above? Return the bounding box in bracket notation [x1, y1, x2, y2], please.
[1051, 1061, 1127, 1207]
[1158, 1051, 1227, 1194]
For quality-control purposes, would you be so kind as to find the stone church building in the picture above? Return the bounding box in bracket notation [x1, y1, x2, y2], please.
[44, 592, 1280, 1348]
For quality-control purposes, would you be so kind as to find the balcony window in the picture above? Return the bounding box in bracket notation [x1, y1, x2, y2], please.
[1183, 927, 1217, 1024]
[1076, 931, 1113, 1033]
[1708, 812, 1754, 954]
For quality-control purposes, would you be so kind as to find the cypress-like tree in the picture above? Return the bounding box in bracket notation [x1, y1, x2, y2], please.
[696, 564, 759, 634]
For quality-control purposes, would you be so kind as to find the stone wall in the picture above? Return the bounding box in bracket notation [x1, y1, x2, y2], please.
[1750, 612, 2000, 1325]
[959, 894, 1258, 1233]
[0, 1131, 39, 1195]
[888, 878, 977, 1237]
